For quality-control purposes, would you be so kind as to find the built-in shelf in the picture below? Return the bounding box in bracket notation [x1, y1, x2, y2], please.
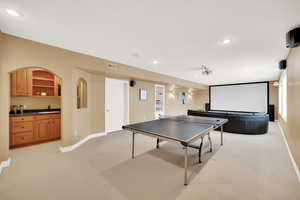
[32, 77, 55, 82]
[32, 85, 55, 88]
[31, 96, 61, 98]
[10, 68, 61, 97]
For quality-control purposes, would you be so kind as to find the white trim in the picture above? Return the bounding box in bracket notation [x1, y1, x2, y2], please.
[0, 158, 11, 175]
[60, 132, 107, 152]
[155, 84, 166, 119]
[105, 78, 109, 132]
[277, 122, 300, 183]
[125, 81, 130, 125]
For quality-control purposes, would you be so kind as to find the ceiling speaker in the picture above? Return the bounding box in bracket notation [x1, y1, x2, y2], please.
[286, 27, 300, 48]
[279, 60, 286, 70]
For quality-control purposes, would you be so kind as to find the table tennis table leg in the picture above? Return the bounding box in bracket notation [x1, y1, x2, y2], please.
[132, 132, 135, 159]
[199, 137, 203, 163]
[208, 133, 213, 152]
[183, 145, 188, 186]
[221, 125, 224, 146]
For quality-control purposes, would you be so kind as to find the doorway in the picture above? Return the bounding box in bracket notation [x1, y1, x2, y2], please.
[105, 78, 129, 133]
[155, 84, 165, 119]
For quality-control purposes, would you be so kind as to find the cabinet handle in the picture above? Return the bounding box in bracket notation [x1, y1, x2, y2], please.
[21, 127, 24, 128]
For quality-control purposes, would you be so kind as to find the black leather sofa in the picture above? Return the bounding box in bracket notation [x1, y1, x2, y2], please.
[187, 110, 269, 134]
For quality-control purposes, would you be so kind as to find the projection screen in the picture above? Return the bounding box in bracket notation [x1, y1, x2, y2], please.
[210, 82, 269, 112]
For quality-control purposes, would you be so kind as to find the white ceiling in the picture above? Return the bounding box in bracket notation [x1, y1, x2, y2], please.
[1, 0, 299, 85]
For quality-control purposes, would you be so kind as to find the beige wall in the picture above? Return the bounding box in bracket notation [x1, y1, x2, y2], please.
[0, 34, 9, 162]
[279, 46, 300, 172]
[72, 69, 92, 142]
[0, 33, 207, 162]
[129, 80, 156, 123]
[165, 87, 203, 116]
[10, 97, 61, 109]
[193, 89, 209, 110]
[90, 74, 105, 133]
[129, 81, 209, 124]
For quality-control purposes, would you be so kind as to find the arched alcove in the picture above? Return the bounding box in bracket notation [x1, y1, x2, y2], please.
[77, 78, 88, 109]
[8, 66, 63, 149]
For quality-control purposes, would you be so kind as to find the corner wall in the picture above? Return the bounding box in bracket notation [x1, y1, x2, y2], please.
[0, 33, 9, 162]
[165, 87, 207, 116]
[279, 46, 300, 173]
[193, 89, 209, 110]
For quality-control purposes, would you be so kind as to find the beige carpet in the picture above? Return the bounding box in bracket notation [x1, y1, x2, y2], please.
[0, 122, 299, 200]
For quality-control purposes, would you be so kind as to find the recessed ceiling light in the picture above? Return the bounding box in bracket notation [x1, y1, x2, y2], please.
[6, 9, 20, 17]
[222, 39, 231, 44]
[153, 60, 159, 64]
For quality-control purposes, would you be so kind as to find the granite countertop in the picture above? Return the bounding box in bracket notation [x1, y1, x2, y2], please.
[9, 109, 61, 117]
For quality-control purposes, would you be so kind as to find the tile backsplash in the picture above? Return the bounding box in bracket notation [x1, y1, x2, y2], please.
[11, 97, 61, 110]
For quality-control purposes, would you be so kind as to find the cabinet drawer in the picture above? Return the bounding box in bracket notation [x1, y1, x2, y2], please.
[12, 122, 33, 134]
[11, 116, 34, 122]
[11, 131, 34, 146]
[35, 115, 52, 120]
[35, 114, 60, 120]
[49, 114, 61, 119]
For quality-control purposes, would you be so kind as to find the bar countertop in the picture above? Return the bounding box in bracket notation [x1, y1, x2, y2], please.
[9, 109, 61, 117]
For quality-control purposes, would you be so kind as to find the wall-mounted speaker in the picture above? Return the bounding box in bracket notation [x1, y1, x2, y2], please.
[279, 60, 287, 70]
[268, 104, 275, 122]
[286, 27, 300, 48]
[130, 80, 136, 87]
[205, 103, 210, 111]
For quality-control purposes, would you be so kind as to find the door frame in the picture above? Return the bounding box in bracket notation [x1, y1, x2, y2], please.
[154, 84, 166, 119]
[105, 78, 129, 133]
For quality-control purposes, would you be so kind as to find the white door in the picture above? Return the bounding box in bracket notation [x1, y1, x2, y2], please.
[105, 78, 129, 133]
[155, 85, 165, 119]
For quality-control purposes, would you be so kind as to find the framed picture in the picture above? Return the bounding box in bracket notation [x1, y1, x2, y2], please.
[178, 92, 186, 104]
[139, 88, 147, 101]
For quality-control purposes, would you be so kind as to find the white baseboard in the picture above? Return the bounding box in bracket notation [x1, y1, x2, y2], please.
[277, 122, 300, 183]
[0, 158, 11, 175]
[60, 132, 107, 153]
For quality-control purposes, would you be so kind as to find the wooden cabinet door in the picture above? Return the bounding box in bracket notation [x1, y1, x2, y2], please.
[52, 118, 61, 139]
[11, 69, 32, 96]
[26, 68, 33, 96]
[34, 119, 51, 141]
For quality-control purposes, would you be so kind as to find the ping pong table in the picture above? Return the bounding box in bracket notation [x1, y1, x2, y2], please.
[122, 115, 228, 185]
